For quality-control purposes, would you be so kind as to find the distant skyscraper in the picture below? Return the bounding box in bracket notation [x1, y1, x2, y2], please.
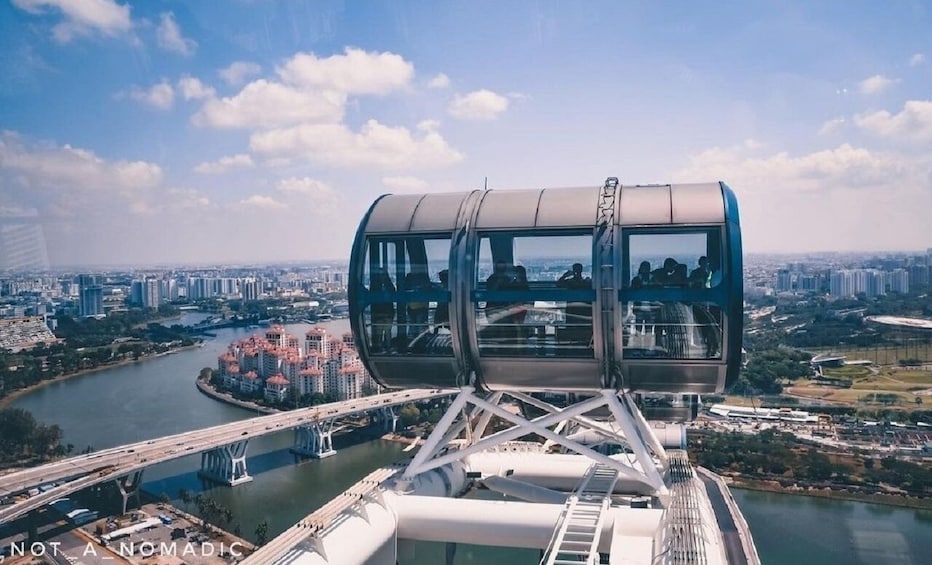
[78, 274, 104, 317]
[143, 279, 161, 308]
[775, 269, 793, 292]
[890, 269, 909, 294]
[0, 208, 50, 272]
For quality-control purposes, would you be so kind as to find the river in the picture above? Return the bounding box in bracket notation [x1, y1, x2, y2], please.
[9, 315, 932, 564]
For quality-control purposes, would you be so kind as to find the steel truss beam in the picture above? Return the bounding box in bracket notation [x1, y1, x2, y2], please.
[400, 387, 668, 494]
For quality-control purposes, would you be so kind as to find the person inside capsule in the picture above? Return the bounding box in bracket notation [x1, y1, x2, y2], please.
[557, 263, 592, 350]
[688, 256, 712, 289]
[403, 268, 431, 341]
[631, 261, 655, 288]
[369, 267, 395, 351]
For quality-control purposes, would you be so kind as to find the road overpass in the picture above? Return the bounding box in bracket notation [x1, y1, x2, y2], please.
[0, 388, 451, 525]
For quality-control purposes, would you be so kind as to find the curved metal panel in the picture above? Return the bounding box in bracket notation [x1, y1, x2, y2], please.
[617, 185, 672, 225]
[671, 183, 725, 224]
[349, 195, 391, 388]
[410, 192, 473, 232]
[722, 182, 744, 391]
[365, 194, 425, 234]
[535, 186, 601, 227]
[474, 189, 543, 229]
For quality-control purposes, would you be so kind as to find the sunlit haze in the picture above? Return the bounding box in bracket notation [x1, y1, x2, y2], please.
[2, 0, 931, 268]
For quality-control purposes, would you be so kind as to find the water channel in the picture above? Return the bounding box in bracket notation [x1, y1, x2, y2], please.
[9, 315, 932, 564]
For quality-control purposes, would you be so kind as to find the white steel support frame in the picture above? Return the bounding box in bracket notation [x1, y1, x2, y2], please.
[400, 387, 668, 494]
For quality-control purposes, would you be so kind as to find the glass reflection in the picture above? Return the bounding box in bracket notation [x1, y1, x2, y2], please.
[622, 301, 722, 359]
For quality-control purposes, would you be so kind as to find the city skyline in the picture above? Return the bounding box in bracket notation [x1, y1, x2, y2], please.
[2, 1, 932, 268]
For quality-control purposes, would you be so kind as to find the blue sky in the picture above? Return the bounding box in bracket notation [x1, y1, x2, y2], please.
[1, 0, 931, 267]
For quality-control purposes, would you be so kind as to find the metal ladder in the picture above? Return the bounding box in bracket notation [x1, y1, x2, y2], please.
[542, 463, 620, 565]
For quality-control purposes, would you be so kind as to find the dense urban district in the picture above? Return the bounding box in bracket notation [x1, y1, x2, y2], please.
[2, 251, 932, 509]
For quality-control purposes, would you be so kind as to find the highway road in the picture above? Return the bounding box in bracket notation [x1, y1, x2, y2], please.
[0, 388, 452, 525]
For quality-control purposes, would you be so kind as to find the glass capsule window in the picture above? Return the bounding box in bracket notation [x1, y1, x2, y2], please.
[474, 232, 595, 358]
[363, 235, 452, 356]
[621, 228, 726, 360]
[625, 231, 723, 289]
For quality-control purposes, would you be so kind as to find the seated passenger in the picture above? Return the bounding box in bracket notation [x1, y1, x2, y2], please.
[557, 263, 591, 289]
[670, 263, 687, 286]
[651, 258, 679, 286]
[631, 261, 654, 288]
[688, 256, 712, 289]
[557, 263, 592, 349]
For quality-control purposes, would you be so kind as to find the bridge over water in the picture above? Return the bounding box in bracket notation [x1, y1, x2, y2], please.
[0, 388, 451, 525]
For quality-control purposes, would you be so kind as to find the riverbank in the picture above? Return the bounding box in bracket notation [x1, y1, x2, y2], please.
[0, 344, 202, 410]
[729, 476, 932, 510]
[194, 378, 279, 415]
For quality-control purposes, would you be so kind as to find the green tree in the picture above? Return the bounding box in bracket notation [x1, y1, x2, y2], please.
[255, 520, 270, 546]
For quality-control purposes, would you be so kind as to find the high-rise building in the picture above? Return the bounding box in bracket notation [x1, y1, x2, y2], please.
[241, 278, 260, 301]
[775, 269, 793, 292]
[890, 269, 909, 294]
[865, 270, 885, 298]
[143, 279, 161, 308]
[78, 274, 104, 317]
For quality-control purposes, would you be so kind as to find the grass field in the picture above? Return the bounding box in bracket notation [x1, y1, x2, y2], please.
[786, 367, 932, 408]
[810, 342, 932, 366]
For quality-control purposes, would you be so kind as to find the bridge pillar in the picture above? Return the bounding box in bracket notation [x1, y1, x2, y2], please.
[114, 470, 144, 515]
[373, 406, 399, 433]
[197, 440, 252, 486]
[291, 420, 336, 458]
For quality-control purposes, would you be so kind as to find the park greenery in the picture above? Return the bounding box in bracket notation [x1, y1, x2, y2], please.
[0, 407, 73, 468]
[692, 428, 932, 497]
[737, 285, 932, 397]
[0, 305, 198, 400]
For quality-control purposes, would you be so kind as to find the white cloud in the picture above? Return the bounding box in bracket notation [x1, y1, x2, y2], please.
[448, 89, 509, 120]
[166, 188, 209, 209]
[674, 141, 931, 253]
[12, 0, 132, 43]
[0, 131, 162, 218]
[909, 53, 925, 67]
[239, 195, 286, 209]
[858, 74, 898, 95]
[854, 100, 932, 142]
[275, 177, 339, 211]
[277, 47, 414, 95]
[193, 154, 254, 174]
[128, 81, 174, 110]
[249, 119, 464, 169]
[192, 79, 346, 129]
[817, 117, 846, 136]
[676, 142, 905, 190]
[156, 12, 196, 55]
[427, 73, 450, 89]
[177, 76, 215, 100]
[382, 176, 428, 192]
[218, 61, 262, 86]
[276, 177, 333, 196]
